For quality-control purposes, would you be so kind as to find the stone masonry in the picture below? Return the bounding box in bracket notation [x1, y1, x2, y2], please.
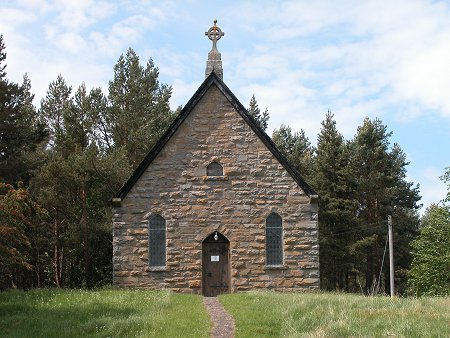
[112, 82, 319, 293]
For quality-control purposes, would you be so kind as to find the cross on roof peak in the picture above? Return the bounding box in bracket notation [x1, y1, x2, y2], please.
[205, 19, 224, 51]
[205, 20, 224, 80]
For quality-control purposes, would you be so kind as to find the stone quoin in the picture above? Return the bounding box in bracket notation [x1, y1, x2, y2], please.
[112, 20, 320, 295]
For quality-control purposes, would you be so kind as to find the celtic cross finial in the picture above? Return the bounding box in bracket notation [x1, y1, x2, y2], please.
[204, 20, 225, 80]
[205, 19, 224, 52]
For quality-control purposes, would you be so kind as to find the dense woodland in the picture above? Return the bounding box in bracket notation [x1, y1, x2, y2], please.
[1, 35, 449, 295]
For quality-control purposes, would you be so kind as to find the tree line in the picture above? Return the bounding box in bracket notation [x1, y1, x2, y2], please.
[1, 34, 448, 295]
[270, 114, 423, 294]
[247, 77, 448, 296]
[1, 35, 176, 289]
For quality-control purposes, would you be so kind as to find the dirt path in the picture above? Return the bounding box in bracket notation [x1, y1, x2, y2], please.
[203, 297, 235, 338]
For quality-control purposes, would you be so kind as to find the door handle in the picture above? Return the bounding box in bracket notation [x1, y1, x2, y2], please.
[206, 272, 212, 277]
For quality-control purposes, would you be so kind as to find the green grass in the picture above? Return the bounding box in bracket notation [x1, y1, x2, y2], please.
[0, 288, 210, 338]
[2, 289, 449, 338]
[219, 291, 450, 338]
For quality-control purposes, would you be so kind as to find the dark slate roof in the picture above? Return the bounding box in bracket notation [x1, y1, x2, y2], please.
[115, 72, 317, 200]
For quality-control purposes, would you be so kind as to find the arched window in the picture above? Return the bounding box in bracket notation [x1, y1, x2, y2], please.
[266, 212, 283, 266]
[149, 214, 166, 267]
[207, 161, 223, 176]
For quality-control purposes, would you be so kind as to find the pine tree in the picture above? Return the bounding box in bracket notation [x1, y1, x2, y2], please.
[272, 124, 314, 180]
[39, 75, 73, 153]
[0, 36, 46, 184]
[1, 43, 176, 288]
[32, 76, 73, 286]
[34, 78, 121, 288]
[33, 50, 176, 287]
[108, 48, 175, 168]
[248, 94, 269, 131]
[313, 112, 357, 290]
[349, 118, 420, 294]
[34, 78, 93, 287]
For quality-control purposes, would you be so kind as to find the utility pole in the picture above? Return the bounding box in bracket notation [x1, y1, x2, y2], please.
[388, 215, 395, 297]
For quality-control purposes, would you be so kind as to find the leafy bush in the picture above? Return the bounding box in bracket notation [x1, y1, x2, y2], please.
[408, 204, 450, 296]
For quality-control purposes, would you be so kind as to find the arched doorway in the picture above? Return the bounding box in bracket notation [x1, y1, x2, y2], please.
[202, 232, 230, 297]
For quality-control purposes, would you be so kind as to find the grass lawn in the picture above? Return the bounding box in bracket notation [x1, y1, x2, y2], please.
[219, 291, 450, 338]
[0, 288, 210, 338]
[2, 289, 449, 338]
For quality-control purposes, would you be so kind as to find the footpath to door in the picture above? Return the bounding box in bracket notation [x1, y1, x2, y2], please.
[203, 297, 235, 338]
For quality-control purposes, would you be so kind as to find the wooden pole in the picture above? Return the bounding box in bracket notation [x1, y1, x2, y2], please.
[388, 215, 394, 297]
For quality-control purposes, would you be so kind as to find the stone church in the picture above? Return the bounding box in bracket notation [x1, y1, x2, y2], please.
[112, 21, 319, 296]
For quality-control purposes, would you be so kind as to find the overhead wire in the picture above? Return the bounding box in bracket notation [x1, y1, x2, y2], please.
[325, 224, 386, 237]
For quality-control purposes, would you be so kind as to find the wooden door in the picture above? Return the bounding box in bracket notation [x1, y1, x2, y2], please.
[202, 233, 230, 297]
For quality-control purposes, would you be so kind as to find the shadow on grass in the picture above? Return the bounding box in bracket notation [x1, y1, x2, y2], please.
[1, 289, 143, 338]
[0, 288, 209, 338]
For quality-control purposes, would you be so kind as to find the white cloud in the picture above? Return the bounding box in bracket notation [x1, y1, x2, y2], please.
[394, 34, 450, 116]
[0, 7, 36, 25]
[55, 32, 88, 54]
[237, 1, 350, 40]
[52, 0, 116, 31]
[155, 49, 202, 80]
[1, 0, 178, 109]
[224, 0, 450, 142]
[44, 24, 58, 40]
[170, 79, 199, 109]
[89, 14, 165, 57]
[16, 0, 52, 13]
[0, 6, 36, 46]
[112, 15, 155, 38]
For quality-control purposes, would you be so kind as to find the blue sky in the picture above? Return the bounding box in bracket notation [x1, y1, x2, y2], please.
[1, 0, 449, 212]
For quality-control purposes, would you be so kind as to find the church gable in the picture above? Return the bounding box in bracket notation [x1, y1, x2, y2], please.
[124, 80, 308, 203]
[115, 73, 316, 202]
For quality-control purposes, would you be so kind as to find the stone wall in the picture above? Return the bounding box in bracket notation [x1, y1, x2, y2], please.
[112, 84, 319, 292]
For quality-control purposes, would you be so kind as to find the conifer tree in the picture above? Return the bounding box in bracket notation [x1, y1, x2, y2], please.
[34, 78, 122, 288]
[248, 94, 269, 131]
[29, 48, 178, 288]
[272, 124, 314, 180]
[0, 43, 178, 288]
[349, 118, 420, 294]
[33, 76, 74, 286]
[108, 48, 175, 168]
[0, 36, 46, 184]
[313, 112, 356, 290]
[39, 75, 73, 153]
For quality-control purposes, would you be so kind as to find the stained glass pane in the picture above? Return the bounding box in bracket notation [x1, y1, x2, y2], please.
[266, 213, 283, 265]
[149, 215, 166, 267]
